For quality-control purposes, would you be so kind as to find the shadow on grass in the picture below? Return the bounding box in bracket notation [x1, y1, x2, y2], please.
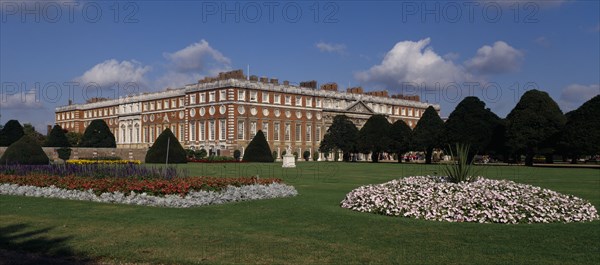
[0, 224, 97, 265]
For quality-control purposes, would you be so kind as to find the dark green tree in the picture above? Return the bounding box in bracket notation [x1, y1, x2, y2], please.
[79, 119, 116, 147]
[443, 96, 502, 161]
[45, 125, 71, 147]
[319, 115, 359, 162]
[145, 128, 187, 164]
[390, 120, 412, 163]
[412, 106, 444, 164]
[66, 131, 83, 147]
[0, 120, 25, 147]
[196, 149, 208, 159]
[234, 149, 242, 161]
[357, 114, 392, 162]
[23, 123, 46, 145]
[0, 134, 49, 165]
[505, 89, 566, 166]
[561, 95, 600, 163]
[242, 130, 274, 162]
[303, 150, 311, 161]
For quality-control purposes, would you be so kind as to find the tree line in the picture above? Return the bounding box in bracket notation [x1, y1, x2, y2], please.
[0, 119, 115, 149]
[319, 90, 600, 166]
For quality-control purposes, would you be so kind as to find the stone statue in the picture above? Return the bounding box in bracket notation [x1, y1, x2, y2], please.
[282, 146, 296, 168]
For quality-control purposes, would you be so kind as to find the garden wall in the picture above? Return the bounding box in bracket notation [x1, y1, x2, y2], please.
[0, 147, 147, 162]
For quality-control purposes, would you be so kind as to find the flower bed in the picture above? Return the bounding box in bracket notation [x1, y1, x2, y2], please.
[67, 159, 141, 165]
[0, 182, 297, 208]
[341, 176, 599, 224]
[0, 164, 182, 179]
[0, 175, 282, 196]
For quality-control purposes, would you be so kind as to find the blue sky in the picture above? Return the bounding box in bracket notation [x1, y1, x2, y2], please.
[1, 0, 599, 133]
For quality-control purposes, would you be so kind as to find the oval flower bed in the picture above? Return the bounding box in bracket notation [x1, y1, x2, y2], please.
[0, 175, 297, 208]
[341, 176, 599, 224]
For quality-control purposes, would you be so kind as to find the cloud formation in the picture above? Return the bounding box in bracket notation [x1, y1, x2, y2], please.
[164, 40, 231, 73]
[0, 91, 43, 109]
[158, 40, 231, 88]
[316, 42, 346, 54]
[465, 41, 524, 75]
[559, 83, 600, 111]
[355, 38, 473, 89]
[76, 59, 151, 88]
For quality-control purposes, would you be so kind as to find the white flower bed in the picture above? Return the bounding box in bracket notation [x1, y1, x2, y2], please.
[341, 176, 599, 224]
[0, 183, 298, 208]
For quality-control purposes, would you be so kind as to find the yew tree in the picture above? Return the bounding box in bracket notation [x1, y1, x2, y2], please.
[412, 106, 444, 164]
[505, 90, 566, 166]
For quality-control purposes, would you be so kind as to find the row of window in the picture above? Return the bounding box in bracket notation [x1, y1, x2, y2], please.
[57, 111, 77, 121]
[235, 121, 321, 142]
[186, 89, 322, 108]
[129, 121, 323, 144]
[81, 107, 119, 119]
[59, 91, 424, 124]
[142, 98, 184, 112]
[57, 122, 76, 129]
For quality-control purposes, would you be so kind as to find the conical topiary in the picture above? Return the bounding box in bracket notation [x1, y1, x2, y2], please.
[0, 120, 25, 147]
[242, 130, 274, 162]
[0, 134, 49, 165]
[145, 128, 187, 164]
[45, 124, 71, 147]
[79, 119, 116, 147]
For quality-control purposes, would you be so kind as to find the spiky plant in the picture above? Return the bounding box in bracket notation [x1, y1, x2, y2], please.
[442, 143, 483, 183]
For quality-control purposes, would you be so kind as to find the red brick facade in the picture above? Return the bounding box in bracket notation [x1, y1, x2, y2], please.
[55, 70, 440, 159]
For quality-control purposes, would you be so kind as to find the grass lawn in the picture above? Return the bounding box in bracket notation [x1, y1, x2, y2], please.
[1, 162, 599, 264]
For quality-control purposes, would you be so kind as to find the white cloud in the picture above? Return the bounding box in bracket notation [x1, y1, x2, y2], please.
[76, 59, 151, 88]
[164, 39, 231, 73]
[443, 52, 460, 61]
[156, 40, 232, 89]
[155, 72, 204, 89]
[0, 92, 43, 109]
[316, 42, 346, 54]
[559, 84, 600, 111]
[355, 38, 473, 89]
[465, 41, 524, 75]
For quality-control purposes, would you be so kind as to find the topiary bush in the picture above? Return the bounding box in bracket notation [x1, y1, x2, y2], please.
[56, 147, 72, 161]
[45, 125, 70, 147]
[0, 134, 49, 165]
[196, 149, 207, 159]
[0, 120, 25, 147]
[303, 150, 310, 161]
[145, 128, 187, 164]
[242, 130, 274, 162]
[79, 119, 116, 147]
[313, 151, 319, 161]
[293, 152, 299, 161]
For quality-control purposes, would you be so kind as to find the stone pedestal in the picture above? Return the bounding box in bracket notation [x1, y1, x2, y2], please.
[282, 154, 296, 168]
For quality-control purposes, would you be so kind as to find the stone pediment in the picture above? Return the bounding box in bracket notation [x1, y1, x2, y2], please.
[346, 101, 374, 114]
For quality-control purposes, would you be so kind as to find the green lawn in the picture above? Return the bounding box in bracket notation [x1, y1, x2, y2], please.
[1, 162, 599, 264]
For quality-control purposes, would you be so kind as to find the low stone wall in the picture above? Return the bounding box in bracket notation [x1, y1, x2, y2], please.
[0, 147, 148, 162]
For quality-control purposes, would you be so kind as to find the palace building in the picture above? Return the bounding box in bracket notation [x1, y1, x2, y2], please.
[55, 70, 440, 160]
